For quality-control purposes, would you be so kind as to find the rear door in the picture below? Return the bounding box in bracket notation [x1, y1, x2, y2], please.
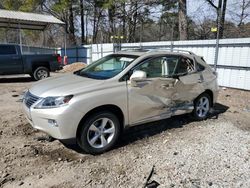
[170, 56, 205, 108]
[0, 45, 23, 74]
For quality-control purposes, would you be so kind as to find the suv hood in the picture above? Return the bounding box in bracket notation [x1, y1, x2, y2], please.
[29, 74, 104, 97]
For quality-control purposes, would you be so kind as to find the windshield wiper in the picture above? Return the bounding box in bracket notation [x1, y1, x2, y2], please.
[81, 72, 90, 78]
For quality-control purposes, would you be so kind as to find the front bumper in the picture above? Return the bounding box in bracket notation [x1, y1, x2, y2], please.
[22, 101, 83, 140]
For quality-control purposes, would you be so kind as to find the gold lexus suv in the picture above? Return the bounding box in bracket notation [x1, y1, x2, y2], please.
[23, 49, 219, 154]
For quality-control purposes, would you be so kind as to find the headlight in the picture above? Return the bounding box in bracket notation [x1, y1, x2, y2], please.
[22, 90, 28, 102]
[34, 95, 73, 109]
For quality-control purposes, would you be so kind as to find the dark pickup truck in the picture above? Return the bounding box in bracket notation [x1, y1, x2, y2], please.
[0, 44, 62, 80]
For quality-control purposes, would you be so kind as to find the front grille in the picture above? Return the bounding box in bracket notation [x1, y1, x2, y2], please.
[24, 91, 40, 108]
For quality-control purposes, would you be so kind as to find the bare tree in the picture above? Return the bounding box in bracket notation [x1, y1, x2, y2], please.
[205, 0, 228, 38]
[233, 0, 250, 26]
[41, 0, 77, 46]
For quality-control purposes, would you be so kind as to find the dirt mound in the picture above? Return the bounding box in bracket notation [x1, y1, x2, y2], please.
[59, 62, 87, 73]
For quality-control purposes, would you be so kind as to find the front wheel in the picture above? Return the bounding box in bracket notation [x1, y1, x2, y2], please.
[193, 93, 211, 120]
[77, 111, 121, 155]
[33, 67, 50, 81]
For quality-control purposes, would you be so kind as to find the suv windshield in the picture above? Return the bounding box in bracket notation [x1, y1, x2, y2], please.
[75, 54, 138, 80]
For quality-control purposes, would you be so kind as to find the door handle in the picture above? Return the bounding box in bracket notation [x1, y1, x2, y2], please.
[161, 83, 173, 88]
[197, 79, 202, 83]
[12, 57, 20, 60]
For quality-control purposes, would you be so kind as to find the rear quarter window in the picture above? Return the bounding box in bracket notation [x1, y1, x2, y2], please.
[0, 46, 17, 55]
[196, 57, 206, 71]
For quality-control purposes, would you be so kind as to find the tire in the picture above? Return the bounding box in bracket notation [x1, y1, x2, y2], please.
[77, 111, 121, 155]
[192, 93, 211, 121]
[33, 67, 50, 81]
[29, 74, 35, 80]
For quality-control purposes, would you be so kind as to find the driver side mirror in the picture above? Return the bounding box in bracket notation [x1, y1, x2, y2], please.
[130, 70, 147, 80]
[129, 70, 147, 87]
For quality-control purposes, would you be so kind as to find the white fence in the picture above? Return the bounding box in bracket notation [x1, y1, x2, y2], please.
[86, 38, 250, 90]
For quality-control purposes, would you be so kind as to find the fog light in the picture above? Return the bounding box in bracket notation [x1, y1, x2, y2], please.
[48, 119, 58, 127]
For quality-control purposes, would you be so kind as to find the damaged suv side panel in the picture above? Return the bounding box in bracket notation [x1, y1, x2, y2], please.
[127, 54, 215, 125]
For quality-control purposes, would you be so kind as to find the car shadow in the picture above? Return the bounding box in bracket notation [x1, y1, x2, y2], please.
[61, 103, 229, 154]
[0, 76, 34, 83]
[117, 103, 229, 148]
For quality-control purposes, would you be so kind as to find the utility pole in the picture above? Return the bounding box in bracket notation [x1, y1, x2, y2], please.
[18, 22, 22, 53]
[214, 0, 223, 71]
[171, 23, 174, 52]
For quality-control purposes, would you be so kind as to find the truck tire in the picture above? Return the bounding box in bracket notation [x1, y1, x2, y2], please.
[29, 74, 35, 80]
[33, 67, 50, 81]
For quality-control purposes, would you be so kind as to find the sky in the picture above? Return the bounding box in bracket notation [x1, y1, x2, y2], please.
[187, 0, 250, 24]
[80, 0, 250, 36]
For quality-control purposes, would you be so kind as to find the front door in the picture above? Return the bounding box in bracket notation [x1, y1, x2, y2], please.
[0, 45, 23, 74]
[127, 55, 180, 125]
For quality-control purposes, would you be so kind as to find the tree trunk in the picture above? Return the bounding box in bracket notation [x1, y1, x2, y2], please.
[122, 2, 126, 39]
[238, 0, 245, 26]
[80, 0, 85, 45]
[178, 0, 188, 40]
[85, 10, 88, 44]
[108, 4, 115, 35]
[219, 0, 227, 38]
[132, 2, 138, 42]
[92, 7, 102, 44]
[92, 7, 97, 43]
[206, 0, 227, 39]
[69, 2, 76, 45]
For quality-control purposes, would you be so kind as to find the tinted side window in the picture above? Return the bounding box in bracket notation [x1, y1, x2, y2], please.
[134, 56, 180, 78]
[0, 46, 17, 55]
[134, 57, 163, 78]
[175, 57, 195, 75]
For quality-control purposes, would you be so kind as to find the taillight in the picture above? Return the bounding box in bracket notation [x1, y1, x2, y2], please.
[57, 55, 62, 64]
[213, 71, 218, 77]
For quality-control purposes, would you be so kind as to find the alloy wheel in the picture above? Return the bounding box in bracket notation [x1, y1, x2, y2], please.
[196, 96, 210, 118]
[87, 118, 115, 149]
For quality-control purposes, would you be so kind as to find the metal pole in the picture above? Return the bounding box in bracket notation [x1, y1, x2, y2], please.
[214, 2, 223, 71]
[214, 26, 220, 71]
[76, 46, 79, 62]
[90, 44, 92, 64]
[101, 27, 103, 58]
[18, 22, 22, 53]
[64, 28, 67, 56]
[139, 19, 143, 49]
[170, 24, 174, 52]
[43, 30, 46, 47]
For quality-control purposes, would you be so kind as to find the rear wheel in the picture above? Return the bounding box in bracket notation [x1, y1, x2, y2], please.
[33, 67, 50, 81]
[77, 111, 121, 155]
[29, 74, 35, 80]
[193, 93, 211, 120]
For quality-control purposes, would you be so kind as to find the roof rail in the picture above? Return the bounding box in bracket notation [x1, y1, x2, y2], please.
[120, 48, 148, 52]
[120, 47, 195, 55]
[146, 48, 195, 55]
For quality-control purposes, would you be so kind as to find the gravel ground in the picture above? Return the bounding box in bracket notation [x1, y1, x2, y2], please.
[0, 74, 249, 188]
